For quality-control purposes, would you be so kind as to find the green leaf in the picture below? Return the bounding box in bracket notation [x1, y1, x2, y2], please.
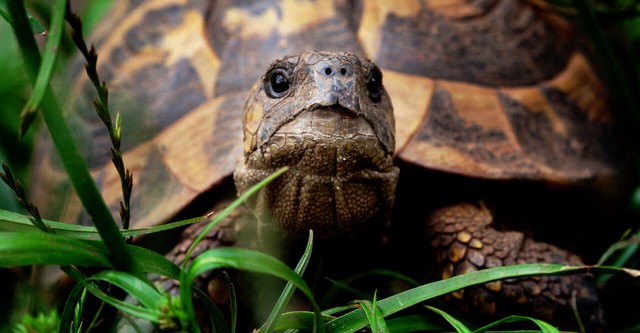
[272, 311, 336, 331]
[0, 232, 110, 267]
[324, 264, 634, 332]
[385, 314, 444, 332]
[424, 306, 471, 333]
[183, 166, 289, 271]
[0, 208, 201, 240]
[224, 271, 237, 333]
[89, 270, 162, 309]
[181, 247, 322, 333]
[262, 230, 314, 332]
[358, 294, 388, 333]
[59, 283, 86, 333]
[192, 286, 230, 333]
[128, 245, 182, 280]
[63, 267, 161, 322]
[473, 315, 561, 333]
[19, 0, 66, 137]
[0, 7, 47, 35]
[321, 269, 420, 306]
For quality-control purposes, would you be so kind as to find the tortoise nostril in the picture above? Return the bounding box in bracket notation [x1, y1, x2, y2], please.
[325, 68, 332, 76]
[340, 67, 347, 75]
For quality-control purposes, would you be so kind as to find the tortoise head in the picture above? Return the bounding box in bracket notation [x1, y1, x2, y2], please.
[233, 51, 399, 240]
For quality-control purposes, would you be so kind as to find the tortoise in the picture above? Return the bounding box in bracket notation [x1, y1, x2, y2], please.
[30, 0, 631, 330]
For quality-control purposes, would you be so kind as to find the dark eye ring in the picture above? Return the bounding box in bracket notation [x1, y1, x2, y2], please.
[265, 69, 290, 98]
[367, 68, 383, 103]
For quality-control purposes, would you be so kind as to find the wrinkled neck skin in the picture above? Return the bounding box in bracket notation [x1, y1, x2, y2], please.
[233, 51, 399, 246]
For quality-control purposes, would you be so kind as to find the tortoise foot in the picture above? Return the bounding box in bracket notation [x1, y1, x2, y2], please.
[157, 203, 256, 304]
[427, 202, 603, 331]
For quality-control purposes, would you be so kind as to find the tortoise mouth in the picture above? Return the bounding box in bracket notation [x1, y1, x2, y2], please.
[247, 106, 393, 175]
[234, 105, 399, 240]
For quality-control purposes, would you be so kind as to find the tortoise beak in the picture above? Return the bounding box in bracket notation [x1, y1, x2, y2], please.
[306, 58, 360, 113]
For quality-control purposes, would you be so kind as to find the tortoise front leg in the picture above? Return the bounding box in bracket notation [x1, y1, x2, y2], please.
[155, 204, 258, 324]
[427, 202, 603, 331]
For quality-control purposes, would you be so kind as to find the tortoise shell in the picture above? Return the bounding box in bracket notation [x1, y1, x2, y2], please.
[31, 0, 619, 228]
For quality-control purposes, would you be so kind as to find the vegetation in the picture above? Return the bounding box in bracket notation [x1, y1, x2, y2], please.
[0, 0, 639, 332]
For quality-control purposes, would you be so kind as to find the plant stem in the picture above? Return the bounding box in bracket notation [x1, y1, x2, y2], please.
[6, 0, 145, 281]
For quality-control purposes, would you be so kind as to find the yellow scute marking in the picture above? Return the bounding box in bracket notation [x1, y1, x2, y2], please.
[223, 0, 336, 38]
[426, 0, 485, 18]
[548, 53, 610, 123]
[157, 98, 240, 192]
[383, 69, 433, 153]
[243, 101, 263, 153]
[501, 87, 567, 136]
[358, 0, 420, 59]
[162, 10, 220, 97]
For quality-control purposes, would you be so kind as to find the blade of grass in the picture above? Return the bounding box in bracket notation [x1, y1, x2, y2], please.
[321, 268, 420, 306]
[63, 266, 161, 323]
[423, 306, 471, 333]
[473, 315, 562, 333]
[89, 270, 162, 309]
[358, 291, 388, 333]
[182, 166, 289, 271]
[272, 311, 336, 331]
[181, 247, 323, 333]
[192, 285, 230, 333]
[59, 282, 86, 333]
[0, 208, 202, 239]
[223, 271, 238, 333]
[0, 7, 47, 35]
[19, 0, 66, 136]
[385, 314, 445, 332]
[6, 0, 144, 281]
[324, 264, 637, 332]
[128, 245, 182, 279]
[0, 231, 110, 267]
[261, 230, 314, 332]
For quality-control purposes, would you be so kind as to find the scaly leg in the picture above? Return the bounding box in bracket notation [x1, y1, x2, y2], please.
[427, 202, 603, 331]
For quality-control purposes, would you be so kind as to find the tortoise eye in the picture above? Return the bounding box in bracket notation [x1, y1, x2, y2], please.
[367, 68, 383, 103]
[265, 69, 290, 98]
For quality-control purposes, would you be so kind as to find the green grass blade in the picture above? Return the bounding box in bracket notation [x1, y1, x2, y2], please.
[59, 282, 86, 333]
[385, 314, 444, 332]
[6, 0, 143, 281]
[89, 270, 162, 309]
[358, 291, 389, 333]
[0, 232, 110, 267]
[128, 245, 182, 280]
[192, 280, 231, 333]
[223, 271, 238, 333]
[19, 0, 66, 136]
[473, 315, 561, 333]
[424, 306, 471, 333]
[63, 267, 161, 323]
[321, 305, 359, 316]
[272, 311, 336, 331]
[324, 264, 636, 332]
[323, 277, 372, 302]
[262, 230, 314, 332]
[183, 166, 289, 271]
[181, 247, 322, 333]
[0, 7, 47, 35]
[0, 208, 201, 239]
